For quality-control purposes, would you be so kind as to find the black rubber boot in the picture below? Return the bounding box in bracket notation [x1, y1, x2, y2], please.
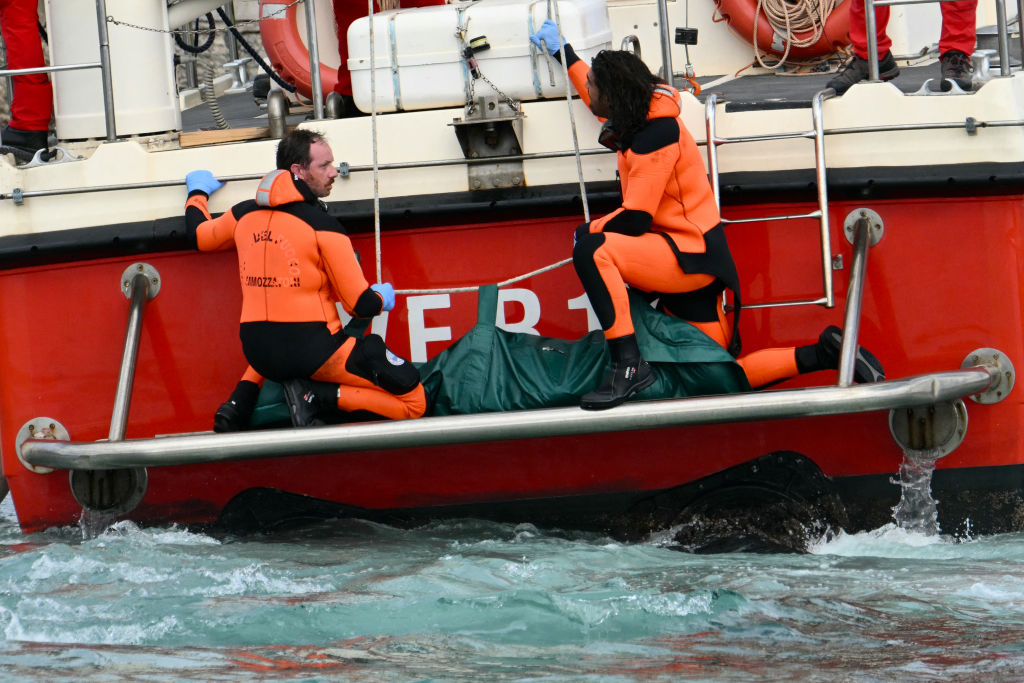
[213, 380, 260, 433]
[795, 325, 885, 383]
[1, 125, 47, 155]
[580, 335, 656, 410]
[281, 379, 339, 427]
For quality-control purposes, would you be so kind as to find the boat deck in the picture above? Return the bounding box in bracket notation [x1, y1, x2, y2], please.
[179, 60, 956, 132]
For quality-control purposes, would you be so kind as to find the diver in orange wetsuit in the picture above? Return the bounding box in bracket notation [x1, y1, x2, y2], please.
[184, 128, 426, 428]
[529, 22, 884, 402]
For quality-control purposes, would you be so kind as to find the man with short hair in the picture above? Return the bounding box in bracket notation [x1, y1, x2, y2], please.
[184, 128, 426, 428]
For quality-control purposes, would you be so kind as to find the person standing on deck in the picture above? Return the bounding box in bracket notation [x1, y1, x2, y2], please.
[183, 128, 426, 427]
[0, 0, 52, 156]
[529, 22, 884, 406]
[827, 0, 977, 94]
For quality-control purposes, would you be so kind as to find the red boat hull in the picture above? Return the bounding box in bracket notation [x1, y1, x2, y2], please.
[2, 193, 1022, 535]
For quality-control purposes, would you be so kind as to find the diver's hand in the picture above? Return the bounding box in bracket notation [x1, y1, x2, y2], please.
[371, 282, 396, 312]
[185, 170, 225, 196]
[529, 19, 562, 56]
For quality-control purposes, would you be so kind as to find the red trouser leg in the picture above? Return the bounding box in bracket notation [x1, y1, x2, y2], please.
[0, 0, 52, 131]
[576, 232, 716, 341]
[848, 0, 892, 60]
[312, 336, 426, 419]
[938, 0, 978, 56]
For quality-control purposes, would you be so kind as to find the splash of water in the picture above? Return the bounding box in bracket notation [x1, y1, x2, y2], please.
[891, 448, 944, 536]
[78, 508, 121, 541]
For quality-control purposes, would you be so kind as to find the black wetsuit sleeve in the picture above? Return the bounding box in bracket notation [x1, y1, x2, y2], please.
[600, 209, 653, 236]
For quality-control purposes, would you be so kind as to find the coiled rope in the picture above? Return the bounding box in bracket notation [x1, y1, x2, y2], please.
[753, 0, 834, 68]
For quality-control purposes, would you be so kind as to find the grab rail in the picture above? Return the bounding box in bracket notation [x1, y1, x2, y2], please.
[20, 367, 997, 471]
[0, 0, 117, 141]
[704, 90, 835, 310]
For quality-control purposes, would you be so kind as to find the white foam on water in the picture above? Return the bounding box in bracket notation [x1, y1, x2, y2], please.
[808, 523, 957, 558]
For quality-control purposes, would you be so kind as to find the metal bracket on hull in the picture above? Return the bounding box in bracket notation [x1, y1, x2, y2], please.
[450, 96, 526, 191]
[14, 417, 68, 474]
[962, 348, 1015, 404]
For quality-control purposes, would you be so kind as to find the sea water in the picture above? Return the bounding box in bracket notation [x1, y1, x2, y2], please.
[2, 494, 1024, 682]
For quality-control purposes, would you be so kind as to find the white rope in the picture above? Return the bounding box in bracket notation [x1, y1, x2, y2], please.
[368, 0, 383, 284]
[373, 3, 588, 297]
[396, 257, 572, 295]
[753, 0, 835, 69]
[549, 4, 591, 222]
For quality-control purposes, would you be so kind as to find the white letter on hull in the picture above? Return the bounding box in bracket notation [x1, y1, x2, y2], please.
[407, 294, 452, 363]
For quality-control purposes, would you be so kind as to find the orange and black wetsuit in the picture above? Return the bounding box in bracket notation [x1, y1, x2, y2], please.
[560, 46, 741, 357]
[185, 170, 425, 420]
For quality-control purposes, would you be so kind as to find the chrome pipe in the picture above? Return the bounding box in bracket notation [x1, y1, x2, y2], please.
[722, 211, 822, 224]
[0, 62, 102, 77]
[812, 90, 834, 308]
[22, 368, 995, 471]
[705, 94, 721, 207]
[865, 0, 880, 80]
[743, 296, 830, 309]
[656, 0, 674, 83]
[996, 0, 1011, 76]
[304, 0, 325, 119]
[0, 148, 612, 201]
[109, 273, 150, 441]
[95, 0, 117, 141]
[1018, 0, 1024, 74]
[838, 217, 870, 386]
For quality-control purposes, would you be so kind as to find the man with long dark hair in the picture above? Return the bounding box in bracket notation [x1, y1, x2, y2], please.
[530, 22, 884, 408]
[531, 23, 741, 409]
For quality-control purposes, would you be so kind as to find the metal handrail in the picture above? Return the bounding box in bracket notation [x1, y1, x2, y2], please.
[838, 217, 871, 386]
[704, 90, 835, 310]
[865, 0, 1017, 81]
[20, 366, 997, 471]
[109, 272, 151, 440]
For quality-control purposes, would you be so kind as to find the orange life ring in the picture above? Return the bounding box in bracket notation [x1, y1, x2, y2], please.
[714, 0, 850, 60]
[259, 0, 340, 99]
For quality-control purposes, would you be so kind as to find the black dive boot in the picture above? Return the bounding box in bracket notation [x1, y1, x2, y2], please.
[213, 380, 260, 433]
[795, 325, 885, 383]
[580, 335, 656, 410]
[281, 379, 339, 427]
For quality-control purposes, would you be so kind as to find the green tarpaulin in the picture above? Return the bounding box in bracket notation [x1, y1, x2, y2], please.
[251, 285, 749, 425]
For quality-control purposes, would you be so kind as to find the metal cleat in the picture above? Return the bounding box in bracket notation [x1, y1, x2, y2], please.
[224, 57, 254, 94]
[19, 145, 82, 169]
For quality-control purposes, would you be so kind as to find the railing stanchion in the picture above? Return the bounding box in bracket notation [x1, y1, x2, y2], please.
[303, 0, 325, 120]
[109, 265, 160, 441]
[838, 217, 871, 386]
[94, 0, 117, 141]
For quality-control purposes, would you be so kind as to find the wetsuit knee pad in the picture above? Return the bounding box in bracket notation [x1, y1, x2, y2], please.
[345, 334, 421, 394]
[658, 280, 726, 323]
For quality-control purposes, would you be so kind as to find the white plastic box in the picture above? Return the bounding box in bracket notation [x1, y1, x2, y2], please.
[347, 0, 612, 113]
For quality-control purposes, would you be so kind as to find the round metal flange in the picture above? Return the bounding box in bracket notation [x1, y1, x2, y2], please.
[69, 467, 148, 516]
[121, 263, 160, 300]
[962, 347, 1015, 404]
[15, 417, 69, 474]
[888, 399, 968, 460]
[843, 208, 884, 246]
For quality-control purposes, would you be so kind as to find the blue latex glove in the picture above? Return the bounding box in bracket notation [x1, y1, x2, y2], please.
[186, 170, 225, 196]
[371, 282, 396, 312]
[529, 19, 562, 56]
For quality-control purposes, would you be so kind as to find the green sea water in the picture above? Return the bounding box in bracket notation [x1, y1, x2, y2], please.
[2, 495, 1023, 681]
